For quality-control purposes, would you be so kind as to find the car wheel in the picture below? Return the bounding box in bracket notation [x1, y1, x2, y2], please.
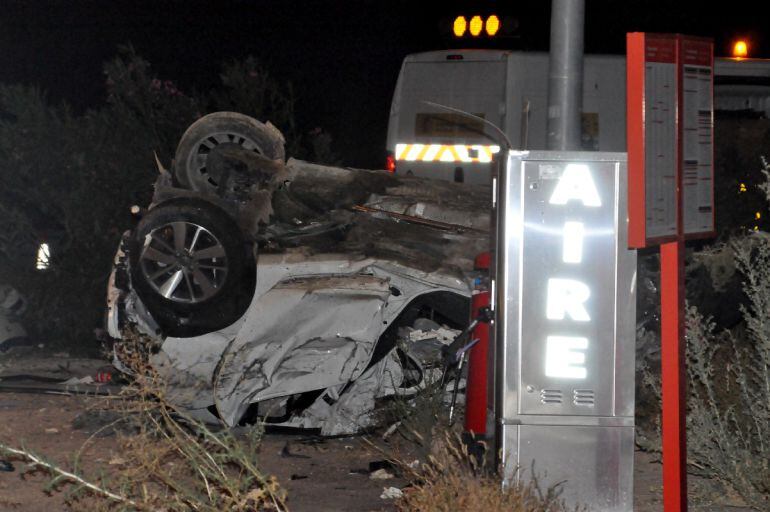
[129, 198, 255, 337]
[174, 112, 285, 193]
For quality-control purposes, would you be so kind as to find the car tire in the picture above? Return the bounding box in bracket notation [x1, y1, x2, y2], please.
[174, 112, 285, 193]
[129, 198, 255, 337]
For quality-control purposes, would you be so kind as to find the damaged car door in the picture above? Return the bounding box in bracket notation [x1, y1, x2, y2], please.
[213, 274, 391, 427]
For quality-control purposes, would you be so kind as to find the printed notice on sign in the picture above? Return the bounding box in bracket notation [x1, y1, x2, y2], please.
[627, 33, 716, 247]
[643, 37, 678, 240]
[681, 38, 715, 236]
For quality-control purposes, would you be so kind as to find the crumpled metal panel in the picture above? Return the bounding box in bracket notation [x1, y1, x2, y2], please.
[294, 351, 403, 435]
[213, 275, 391, 426]
[109, 249, 472, 432]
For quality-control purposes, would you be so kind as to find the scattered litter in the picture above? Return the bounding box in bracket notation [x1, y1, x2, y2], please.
[382, 421, 401, 440]
[408, 459, 420, 469]
[108, 456, 126, 466]
[369, 468, 394, 480]
[380, 486, 403, 500]
[44, 428, 59, 434]
[344, 445, 353, 450]
[0, 460, 13, 472]
[94, 368, 113, 383]
[290, 474, 308, 480]
[61, 376, 94, 385]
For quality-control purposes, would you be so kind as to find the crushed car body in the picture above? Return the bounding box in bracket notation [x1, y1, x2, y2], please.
[107, 112, 490, 434]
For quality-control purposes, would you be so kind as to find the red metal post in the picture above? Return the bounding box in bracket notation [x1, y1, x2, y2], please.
[465, 252, 491, 436]
[662, 34, 688, 511]
[660, 237, 687, 511]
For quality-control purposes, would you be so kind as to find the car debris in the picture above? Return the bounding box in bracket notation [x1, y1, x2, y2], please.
[369, 468, 394, 480]
[106, 112, 490, 434]
[379, 486, 403, 500]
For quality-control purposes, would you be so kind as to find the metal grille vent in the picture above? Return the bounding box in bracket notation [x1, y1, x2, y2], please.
[573, 389, 595, 406]
[540, 389, 563, 404]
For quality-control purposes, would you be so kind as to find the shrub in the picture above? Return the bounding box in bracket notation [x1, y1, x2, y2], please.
[0, 48, 336, 351]
[395, 433, 581, 512]
[684, 157, 770, 508]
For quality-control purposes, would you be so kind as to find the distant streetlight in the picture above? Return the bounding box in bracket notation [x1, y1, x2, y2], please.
[732, 39, 749, 58]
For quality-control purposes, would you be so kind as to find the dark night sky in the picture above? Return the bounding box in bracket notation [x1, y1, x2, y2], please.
[1, 0, 767, 167]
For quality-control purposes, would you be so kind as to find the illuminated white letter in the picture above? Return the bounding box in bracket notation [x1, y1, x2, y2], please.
[545, 336, 588, 379]
[562, 221, 584, 263]
[549, 164, 601, 207]
[546, 279, 591, 321]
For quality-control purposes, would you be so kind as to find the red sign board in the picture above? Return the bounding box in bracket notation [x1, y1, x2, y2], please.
[627, 32, 716, 512]
[627, 33, 715, 248]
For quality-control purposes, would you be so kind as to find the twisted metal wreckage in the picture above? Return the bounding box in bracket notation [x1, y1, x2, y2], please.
[106, 112, 491, 434]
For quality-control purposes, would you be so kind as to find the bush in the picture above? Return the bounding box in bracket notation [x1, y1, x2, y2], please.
[0, 47, 337, 351]
[395, 433, 581, 512]
[684, 157, 770, 509]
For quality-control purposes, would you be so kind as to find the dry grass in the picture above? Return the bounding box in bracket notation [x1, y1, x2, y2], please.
[390, 432, 580, 512]
[1, 328, 286, 511]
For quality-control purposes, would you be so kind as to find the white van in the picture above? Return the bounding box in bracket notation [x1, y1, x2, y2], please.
[386, 49, 770, 184]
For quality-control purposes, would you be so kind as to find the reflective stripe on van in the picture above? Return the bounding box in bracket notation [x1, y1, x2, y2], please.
[394, 143, 500, 163]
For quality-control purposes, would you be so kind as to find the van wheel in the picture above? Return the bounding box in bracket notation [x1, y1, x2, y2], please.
[174, 112, 285, 193]
[129, 198, 255, 337]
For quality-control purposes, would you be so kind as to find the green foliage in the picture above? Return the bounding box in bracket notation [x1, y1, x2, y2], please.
[212, 56, 298, 149]
[0, 48, 338, 352]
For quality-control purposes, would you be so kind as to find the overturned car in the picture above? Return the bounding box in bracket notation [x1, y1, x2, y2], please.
[107, 113, 490, 434]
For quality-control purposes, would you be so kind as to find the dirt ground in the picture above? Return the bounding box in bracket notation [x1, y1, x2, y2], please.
[0, 391, 402, 512]
[0, 354, 757, 511]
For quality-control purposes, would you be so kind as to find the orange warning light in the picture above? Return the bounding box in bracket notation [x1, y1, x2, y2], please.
[469, 15, 483, 37]
[485, 15, 500, 36]
[733, 40, 749, 58]
[453, 16, 467, 37]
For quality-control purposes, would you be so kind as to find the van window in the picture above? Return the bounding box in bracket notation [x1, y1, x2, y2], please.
[415, 112, 486, 139]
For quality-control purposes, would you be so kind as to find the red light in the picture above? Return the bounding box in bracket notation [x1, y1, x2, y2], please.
[386, 154, 396, 173]
[446, 54, 464, 60]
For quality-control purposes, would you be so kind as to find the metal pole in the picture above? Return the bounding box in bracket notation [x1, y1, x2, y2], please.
[547, 0, 585, 150]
